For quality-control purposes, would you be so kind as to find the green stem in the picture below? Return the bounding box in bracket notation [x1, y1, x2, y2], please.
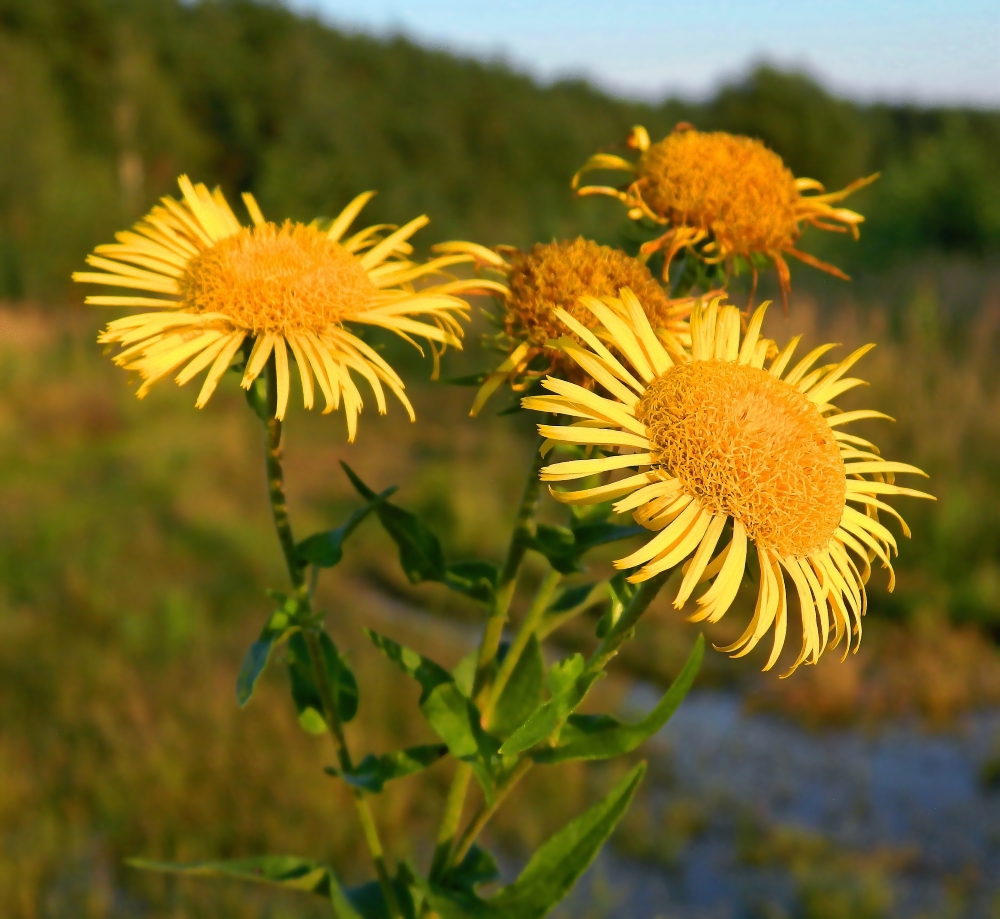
[428, 762, 472, 879]
[429, 431, 546, 880]
[471, 433, 546, 706]
[450, 758, 533, 867]
[484, 568, 561, 725]
[257, 358, 402, 919]
[447, 571, 671, 865]
[263, 361, 304, 594]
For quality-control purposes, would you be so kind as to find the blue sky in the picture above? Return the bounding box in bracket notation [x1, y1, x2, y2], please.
[290, 0, 999, 106]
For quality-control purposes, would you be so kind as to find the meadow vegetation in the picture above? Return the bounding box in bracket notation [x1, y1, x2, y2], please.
[1, 1, 1000, 916]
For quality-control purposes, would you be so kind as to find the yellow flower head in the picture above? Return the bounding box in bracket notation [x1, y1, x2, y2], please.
[74, 176, 484, 440]
[573, 125, 878, 306]
[523, 292, 933, 675]
[433, 237, 694, 415]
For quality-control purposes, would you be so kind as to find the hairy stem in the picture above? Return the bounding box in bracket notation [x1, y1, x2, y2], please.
[257, 358, 402, 919]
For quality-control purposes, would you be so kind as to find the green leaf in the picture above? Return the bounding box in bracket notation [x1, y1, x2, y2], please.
[570, 522, 646, 555]
[441, 845, 500, 894]
[244, 375, 269, 421]
[488, 762, 646, 917]
[365, 631, 499, 795]
[529, 523, 645, 575]
[490, 635, 544, 738]
[445, 561, 499, 604]
[331, 744, 448, 793]
[529, 524, 581, 575]
[236, 607, 293, 707]
[533, 635, 704, 764]
[364, 629, 453, 697]
[127, 856, 362, 918]
[595, 573, 636, 639]
[345, 863, 421, 919]
[342, 463, 446, 584]
[499, 655, 599, 756]
[546, 583, 600, 615]
[286, 631, 359, 734]
[451, 650, 478, 697]
[296, 485, 398, 568]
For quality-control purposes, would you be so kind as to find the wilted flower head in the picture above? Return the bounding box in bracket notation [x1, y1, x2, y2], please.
[524, 292, 932, 675]
[573, 125, 877, 306]
[434, 237, 693, 414]
[74, 176, 486, 439]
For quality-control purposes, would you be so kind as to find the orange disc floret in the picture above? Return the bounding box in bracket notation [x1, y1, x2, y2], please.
[572, 125, 878, 305]
[636, 360, 846, 557]
[636, 131, 801, 257]
[505, 238, 675, 349]
[181, 221, 376, 334]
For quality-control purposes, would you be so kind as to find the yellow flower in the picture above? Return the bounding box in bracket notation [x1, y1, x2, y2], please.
[433, 237, 695, 415]
[523, 292, 932, 674]
[573, 125, 878, 306]
[74, 176, 482, 439]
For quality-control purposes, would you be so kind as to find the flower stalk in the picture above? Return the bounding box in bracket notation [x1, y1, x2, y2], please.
[258, 356, 403, 919]
[430, 432, 547, 880]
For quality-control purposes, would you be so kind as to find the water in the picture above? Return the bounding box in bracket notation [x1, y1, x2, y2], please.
[569, 690, 1000, 918]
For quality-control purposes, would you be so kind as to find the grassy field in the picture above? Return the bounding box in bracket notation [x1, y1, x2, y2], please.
[2, 259, 1000, 916]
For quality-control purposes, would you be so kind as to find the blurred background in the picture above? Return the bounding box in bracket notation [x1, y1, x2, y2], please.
[1, 1, 1000, 917]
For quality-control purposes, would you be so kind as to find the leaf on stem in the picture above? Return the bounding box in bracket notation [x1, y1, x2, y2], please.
[421, 764, 647, 918]
[235, 599, 303, 707]
[296, 485, 398, 568]
[489, 635, 544, 739]
[343, 464, 498, 603]
[127, 856, 362, 918]
[365, 630, 499, 798]
[488, 762, 646, 916]
[498, 654, 600, 756]
[595, 572, 637, 639]
[529, 522, 646, 575]
[286, 631, 359, 734]
[445, 560, 500, 603]
[532, 634, 704, 764]
[343, 462, 445, 583]
[329, 744, 448, 793]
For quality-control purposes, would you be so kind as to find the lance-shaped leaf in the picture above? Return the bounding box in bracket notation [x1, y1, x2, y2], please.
[343, 463, 445, 584]
[489, 635, 544, 739]
[529, 522, 647, 575]
[532, 635, 704, 764]
[329, 744, 448, 793]
[445, 560, 499, 604]
[491, 762, 646, 916]
[343, 465, 496, 604]
[440, 845, 501, 895]
[235, 593, 306, 707]
[499, 654, 600, 756]
[127, 856, 362, 918]
[365, 630, 499, 796]
[286, 631, 359, 734]
[423, 764, 647, 919]
[297, 485, 398, 568]
[595, 572, 637, 639]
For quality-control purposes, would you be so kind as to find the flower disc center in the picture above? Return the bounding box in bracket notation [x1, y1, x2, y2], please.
[636, 131, 801, 254]
[636, 360, 845, 556]
[180, 222, 376, 334]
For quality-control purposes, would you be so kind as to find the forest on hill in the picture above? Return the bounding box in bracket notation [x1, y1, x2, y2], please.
[0, 0, 998, 302]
